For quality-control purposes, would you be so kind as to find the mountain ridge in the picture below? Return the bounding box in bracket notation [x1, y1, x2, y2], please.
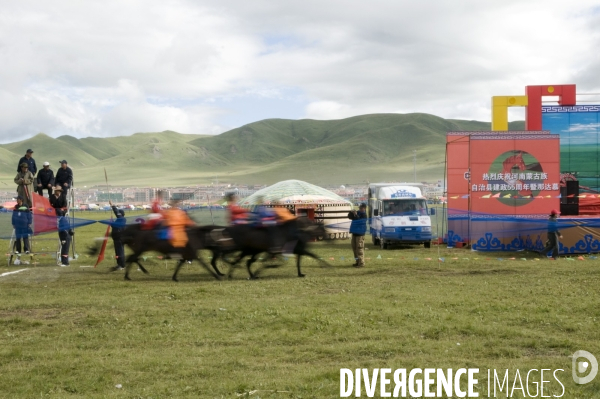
[0, 114, 525, 187]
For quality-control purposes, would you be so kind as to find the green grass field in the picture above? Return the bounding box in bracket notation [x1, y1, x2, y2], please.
[1, 215, 599, 398]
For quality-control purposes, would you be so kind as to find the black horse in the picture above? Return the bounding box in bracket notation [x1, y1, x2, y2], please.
[117, 223, 224, 281]
[174, 218, 329, 280]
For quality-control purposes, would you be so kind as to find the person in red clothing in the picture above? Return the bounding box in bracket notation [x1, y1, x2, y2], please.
[226, 193, 248, 225]
[143, 190, 165, 230]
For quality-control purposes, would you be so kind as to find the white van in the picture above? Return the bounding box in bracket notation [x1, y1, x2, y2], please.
[368, 183, 432, 249]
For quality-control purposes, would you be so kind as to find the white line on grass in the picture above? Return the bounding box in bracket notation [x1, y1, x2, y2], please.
[0, 268, 29, 278]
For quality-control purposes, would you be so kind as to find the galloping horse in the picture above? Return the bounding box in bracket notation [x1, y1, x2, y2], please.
[117, 223, 225, 281]
[173, 218, 329, 280]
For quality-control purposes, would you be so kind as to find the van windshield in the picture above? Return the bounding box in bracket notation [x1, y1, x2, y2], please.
[382, 199, 427, 216]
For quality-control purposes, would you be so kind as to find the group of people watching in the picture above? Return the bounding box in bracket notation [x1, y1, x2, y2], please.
[14, 148, 73, 208]
[11, 149, 74, 263]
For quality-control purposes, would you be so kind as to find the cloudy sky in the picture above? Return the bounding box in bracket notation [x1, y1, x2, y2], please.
[2, 0, 600, 142]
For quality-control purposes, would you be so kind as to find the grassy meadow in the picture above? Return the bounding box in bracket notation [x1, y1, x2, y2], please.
[1, 213, 600, 398]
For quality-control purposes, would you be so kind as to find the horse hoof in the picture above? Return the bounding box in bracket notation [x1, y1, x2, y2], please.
[298, 274, 306, 278]
[124, 276, 132, 281]
[172, 277, 179, 282]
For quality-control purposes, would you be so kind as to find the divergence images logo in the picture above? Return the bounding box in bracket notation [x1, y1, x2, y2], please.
[487, 150, 543, 207]
[573, 350, 598, 384]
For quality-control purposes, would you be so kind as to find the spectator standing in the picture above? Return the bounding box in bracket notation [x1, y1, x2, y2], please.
[540, 209, 563, 260]
[12, 196, 32, 254]
[109, 200, 126, 270]
[14, 162, 34, 208]
[55, 160, 73, 199]
[36, 162, 55, 197]
[348, 203, 368, 268]
[50, 186, 68, 216]
[17, 149, 37, 177]
[57, 215, 71, 267]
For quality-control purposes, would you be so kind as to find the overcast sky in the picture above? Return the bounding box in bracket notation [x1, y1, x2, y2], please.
[2, 0, 600, 141]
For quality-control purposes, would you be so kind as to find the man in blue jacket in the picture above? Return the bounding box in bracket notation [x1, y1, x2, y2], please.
[17, 149, 37, 177]
[348, 203, 367, 267]
[540, 209, 563, 260]
[109, 200, 126, 270]
[12, 196, 32, 254]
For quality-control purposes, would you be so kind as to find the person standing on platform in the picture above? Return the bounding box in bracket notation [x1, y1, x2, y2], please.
[109, 200, 126, 270]
[540, 209, 563, 260]
[36, 162, 55, 197]
[55, 160, 73, 199]
[348, 203, 367, 268]
[17, 149, 37, 177]
[12, 196, 32, 255]
[14, 162, 34, 208]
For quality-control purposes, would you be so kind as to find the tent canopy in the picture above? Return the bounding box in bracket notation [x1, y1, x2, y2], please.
[239, 180, 351, 206]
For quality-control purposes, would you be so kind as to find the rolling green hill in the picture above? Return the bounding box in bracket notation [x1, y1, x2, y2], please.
[0, 114, 525, 187]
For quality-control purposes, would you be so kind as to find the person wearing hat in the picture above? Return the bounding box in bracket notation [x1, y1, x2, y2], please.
[540, 209, 563, 260]
[54, 160, 73, 199]
[348, 203, 368, 267]
[109, 200, 126, 270]
[17, 149, 37, 177]
[50, 186, 68, 216]
[12, 196, 32, 255]
[14, 162, 34, 208]
[36, 162, 55, 197]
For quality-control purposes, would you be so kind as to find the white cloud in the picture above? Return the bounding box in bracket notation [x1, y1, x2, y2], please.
[1, 0, 599, 141]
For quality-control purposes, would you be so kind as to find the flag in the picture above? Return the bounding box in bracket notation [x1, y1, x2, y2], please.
[94, 225, 111, 268]
[481, 194, 491, 198]
[492, 193, 500, 198]
[32, 193, 57, 235]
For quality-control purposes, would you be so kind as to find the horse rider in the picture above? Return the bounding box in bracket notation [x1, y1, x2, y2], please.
[254, 196, 282, 254]
[163, 199, 195, 248]
[143, 189, 165, 230]
[226, 192, 248, 225]
[272, 201, 298, 254]
[14, 162, 34, 208]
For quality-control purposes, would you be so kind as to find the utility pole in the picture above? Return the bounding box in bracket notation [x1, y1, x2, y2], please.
[413, 150, 417, 182]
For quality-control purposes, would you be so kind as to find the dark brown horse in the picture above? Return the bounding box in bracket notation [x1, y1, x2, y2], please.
[117, 224, 225, 281]
[173, 218, 329, 280]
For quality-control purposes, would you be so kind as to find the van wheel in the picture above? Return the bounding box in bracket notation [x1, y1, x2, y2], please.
[424, 241, 431, 248]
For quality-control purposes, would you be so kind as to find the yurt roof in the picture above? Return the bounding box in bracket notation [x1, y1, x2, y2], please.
[238, 180, 351, 206]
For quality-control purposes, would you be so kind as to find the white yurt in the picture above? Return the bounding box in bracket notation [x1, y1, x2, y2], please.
[238, 180, 353, 239]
